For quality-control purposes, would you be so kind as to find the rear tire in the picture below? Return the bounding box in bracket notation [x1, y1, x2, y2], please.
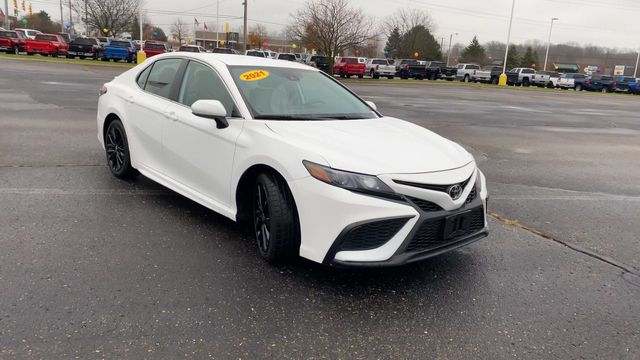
[522, 78, 530, 87]
[575, 84, 583, 91]
[105, 119, 136, 179]
[388, 76, 394, 80]
[253, 172, 300, 263]
[463, 74, 470, 83]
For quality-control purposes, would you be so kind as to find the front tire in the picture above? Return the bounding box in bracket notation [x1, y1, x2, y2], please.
[105, 120, 136, 179]
[253, 172, 300, 263]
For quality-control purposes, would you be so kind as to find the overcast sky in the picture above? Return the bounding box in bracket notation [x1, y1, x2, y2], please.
[29, 0, 640, 50]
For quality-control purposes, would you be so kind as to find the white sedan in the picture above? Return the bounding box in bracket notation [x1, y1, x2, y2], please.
[97, 53, 488, 266]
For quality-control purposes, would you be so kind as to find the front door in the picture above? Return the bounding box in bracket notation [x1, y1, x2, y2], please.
[162, 60, 244, 209]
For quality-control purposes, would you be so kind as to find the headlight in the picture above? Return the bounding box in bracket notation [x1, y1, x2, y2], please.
[303, 160, 395, 195]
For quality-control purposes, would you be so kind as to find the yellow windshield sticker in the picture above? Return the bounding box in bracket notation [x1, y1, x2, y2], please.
[240, 70, 270, 81]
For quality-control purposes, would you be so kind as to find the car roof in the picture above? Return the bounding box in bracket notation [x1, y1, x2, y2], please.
[149, 52, 313, 70]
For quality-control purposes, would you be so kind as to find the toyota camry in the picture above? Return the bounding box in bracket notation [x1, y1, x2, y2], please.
[97, 53, 488, 267]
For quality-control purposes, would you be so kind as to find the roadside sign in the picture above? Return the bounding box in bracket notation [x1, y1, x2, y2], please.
[613, 65, 625, 76]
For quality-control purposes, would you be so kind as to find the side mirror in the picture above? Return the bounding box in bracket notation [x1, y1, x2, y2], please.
[192, 100, 229, 129]
[365, 101, 377, 111]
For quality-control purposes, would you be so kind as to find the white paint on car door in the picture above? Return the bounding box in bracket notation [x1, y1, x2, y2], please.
[162, 60, 244, 209]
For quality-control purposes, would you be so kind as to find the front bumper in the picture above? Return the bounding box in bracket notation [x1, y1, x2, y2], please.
[290, 166, 488, 267]
[327, 198, 487, 267]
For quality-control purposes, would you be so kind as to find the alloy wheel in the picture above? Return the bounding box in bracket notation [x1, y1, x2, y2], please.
[254, 183, 271, 254]
[105, 125, 126, 173]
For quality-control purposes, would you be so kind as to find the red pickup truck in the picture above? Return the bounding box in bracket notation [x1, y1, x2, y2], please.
[142, 40, 168, 57]
[25, 33, 69, 57]
[333, 56, 366, 78]
[0, 30, 27, 54]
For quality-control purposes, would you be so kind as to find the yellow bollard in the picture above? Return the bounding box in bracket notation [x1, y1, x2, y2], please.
[136, 50, 147, 64]
[498, 73, 508, 86]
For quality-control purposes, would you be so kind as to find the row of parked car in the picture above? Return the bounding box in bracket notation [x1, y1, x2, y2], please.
[323, 56, 640, 95]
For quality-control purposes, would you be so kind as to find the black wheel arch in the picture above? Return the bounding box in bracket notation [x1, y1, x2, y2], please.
[103, 113, 121, 143]
[235, 164, 299, 226]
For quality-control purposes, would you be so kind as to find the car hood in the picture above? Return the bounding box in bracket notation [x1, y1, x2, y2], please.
[265, 117, 474, 175]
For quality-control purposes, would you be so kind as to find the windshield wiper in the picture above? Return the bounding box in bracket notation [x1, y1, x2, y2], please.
[253, 115, 305, 120]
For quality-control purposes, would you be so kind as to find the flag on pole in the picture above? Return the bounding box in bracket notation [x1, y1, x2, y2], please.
[0, 8, 4, 19]
[204, 23, 208, 31]
[28, 3, 32, 15]
[21, 0, 25, 11]
[194, 18, 200, 26]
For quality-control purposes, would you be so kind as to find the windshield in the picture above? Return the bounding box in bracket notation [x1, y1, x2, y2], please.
[247, 51, 265, 57]
[403, 59, 419, 65]
[229, 66, 376, 120]
[0, 31, 17, 38]
[35, 35, 58, 41]
[341, 57, 358, 64]
[180, 46, 199, 52]
[109, 41, 130, 47]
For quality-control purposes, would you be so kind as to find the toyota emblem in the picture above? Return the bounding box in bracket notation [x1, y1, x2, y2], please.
[447, 184, 463, 200]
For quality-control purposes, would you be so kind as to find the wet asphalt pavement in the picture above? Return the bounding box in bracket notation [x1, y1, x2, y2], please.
[1, 59, 639, 359]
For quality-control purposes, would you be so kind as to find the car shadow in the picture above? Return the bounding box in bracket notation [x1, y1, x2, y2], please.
[124, 173, 486, 305]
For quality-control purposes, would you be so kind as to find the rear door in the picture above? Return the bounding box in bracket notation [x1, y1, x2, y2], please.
[126, 58, 183, 173]
[163, 60, 244, 208]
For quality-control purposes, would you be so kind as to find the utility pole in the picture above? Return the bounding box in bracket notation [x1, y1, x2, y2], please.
[60, 0, 64, 32]
[3, 0, 9, 29]
[499, 0, 516, 86]
[216, 0, 219, 47]
[446, 33, 458, 67]
[68, 0, 73, 34]
[634, 51, 640, 78]
[543, 18, 558, 71]
[84, 0, 87, 35]
[242, 0, 247, 51]
[440, 37, 444, 53]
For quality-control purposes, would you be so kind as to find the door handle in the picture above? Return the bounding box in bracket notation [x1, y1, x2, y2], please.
[126, 96, 135, 104]
[164, 111, 178, 121]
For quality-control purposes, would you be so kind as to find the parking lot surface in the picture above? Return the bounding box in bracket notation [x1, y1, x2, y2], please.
[1, 59, 639, 359]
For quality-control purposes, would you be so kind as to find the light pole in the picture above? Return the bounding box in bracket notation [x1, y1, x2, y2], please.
[446, 33, 458, 67]
[216, 0, 219, 47]
[634, 50, 640, 78]
[242, 0, 248, 51]
[543, 17, 558, 71]
[3, 0, 9, 29]
[499, 0, 516, 86]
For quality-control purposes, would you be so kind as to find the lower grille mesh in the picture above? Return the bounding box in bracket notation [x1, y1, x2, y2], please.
[339, 218, 410, 251]
[406, 207, 485, 252]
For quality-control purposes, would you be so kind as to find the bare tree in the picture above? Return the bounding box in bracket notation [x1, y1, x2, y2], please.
[382, 8, 435, 36]
[248, 23, 268, 49]
[288, 0, 375, 72]
[72, 0, 139, 37]
[170, 18, 189, 45]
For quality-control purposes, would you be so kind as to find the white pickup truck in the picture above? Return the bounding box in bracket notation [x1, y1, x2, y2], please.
[532, 71, 560, 88]
[456, 63, 481, 82]
[365, 58, 395, 79]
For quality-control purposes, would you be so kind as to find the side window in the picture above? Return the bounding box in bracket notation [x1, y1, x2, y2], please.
[144, 58, 182, 99]
[178, 61, 236, 116]
[136, 65, 152, 89]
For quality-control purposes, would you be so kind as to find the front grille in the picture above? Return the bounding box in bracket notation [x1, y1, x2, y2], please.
[407, 197, 443, 212]
[406, 207, 485, 252]
[393, 176, 472, 193]
[339, 217, 410, 251]
[465, 185, 477, 204]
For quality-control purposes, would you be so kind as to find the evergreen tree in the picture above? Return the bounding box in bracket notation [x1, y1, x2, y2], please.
[459, 36, 488, 64]
[399, 25, 442, 60]
[520, 46, 539, 68]
[384, 27, 402, 58]
[506, 45, 520, 70]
